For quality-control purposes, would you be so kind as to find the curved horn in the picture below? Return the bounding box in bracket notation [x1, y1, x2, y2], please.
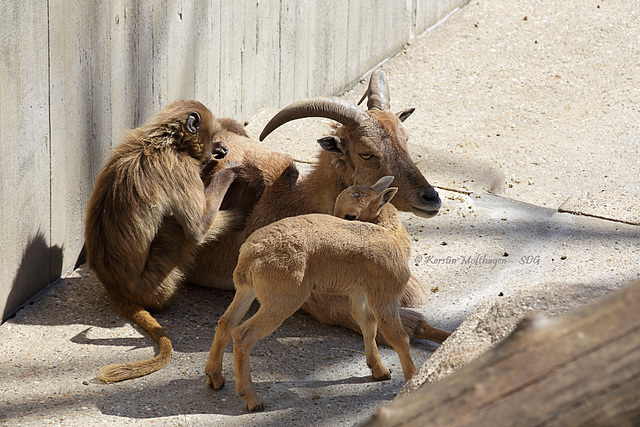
[259, 97, 366, 141]
[357, 69, 390, 111]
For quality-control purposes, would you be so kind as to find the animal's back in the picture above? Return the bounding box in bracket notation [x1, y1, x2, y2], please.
[303, 218, 412, 295]
[236, 214, 411, 294]
[85, 142, 167, 284]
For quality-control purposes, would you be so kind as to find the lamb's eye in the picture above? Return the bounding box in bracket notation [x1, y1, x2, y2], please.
[344, 214, 357, 221]
[359, 153, 374, 160]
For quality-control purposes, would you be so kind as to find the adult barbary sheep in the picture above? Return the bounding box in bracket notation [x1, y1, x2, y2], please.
[190, 69, 449, 345]
[206, 177, 418, 412]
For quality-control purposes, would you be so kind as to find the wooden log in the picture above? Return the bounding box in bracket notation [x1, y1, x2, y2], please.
[361, 281, 640, 427]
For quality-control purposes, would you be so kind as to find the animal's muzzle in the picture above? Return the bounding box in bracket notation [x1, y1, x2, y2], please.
[420, 186, 441, 211]
[409, 186, 441, 218]
[212, 143, 229, 159]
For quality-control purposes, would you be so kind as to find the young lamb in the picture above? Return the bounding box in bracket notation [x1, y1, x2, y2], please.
[205, 176, 418, 412]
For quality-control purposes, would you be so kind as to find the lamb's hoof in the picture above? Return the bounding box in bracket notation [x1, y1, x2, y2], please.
[206, 373, 225, 390]
[372, 368, 392, 381]
[247, 399, 265, 412]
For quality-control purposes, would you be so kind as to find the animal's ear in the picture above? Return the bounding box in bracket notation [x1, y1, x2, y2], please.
[397, 108, 415, 123]
[317, 136, 347, 155]
[379, 187, 398, 208]
[371, 176, 395, 192]
[186, 112, 201, 133]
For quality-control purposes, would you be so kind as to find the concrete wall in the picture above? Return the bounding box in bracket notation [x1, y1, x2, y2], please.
[0, 0, 467, 320]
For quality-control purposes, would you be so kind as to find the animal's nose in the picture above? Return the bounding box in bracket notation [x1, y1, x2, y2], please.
[213, 144, 228, 159]
[420, 186, 441, 210]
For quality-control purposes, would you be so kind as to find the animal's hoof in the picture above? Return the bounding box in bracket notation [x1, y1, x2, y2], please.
[206, 373, 225, 390]
[373, 369, 391, 381]
[248, 400, 265, 412]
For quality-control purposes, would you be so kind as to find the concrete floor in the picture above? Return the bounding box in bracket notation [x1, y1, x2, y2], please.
[1, 0, 639, 425]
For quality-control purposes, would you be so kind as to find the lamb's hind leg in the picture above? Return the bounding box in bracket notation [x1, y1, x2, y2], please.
[205, 286, 256, 390]
[231, 288, 307, 412]
[372, 305, 416, 382]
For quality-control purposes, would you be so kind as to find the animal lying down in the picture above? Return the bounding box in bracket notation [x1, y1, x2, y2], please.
[190, 69, 449, 350]
[205, 176, 417, 412]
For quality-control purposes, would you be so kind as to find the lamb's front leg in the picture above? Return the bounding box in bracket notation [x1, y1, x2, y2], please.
[349, 292, 390, 381]
[373, 305, 417, 382]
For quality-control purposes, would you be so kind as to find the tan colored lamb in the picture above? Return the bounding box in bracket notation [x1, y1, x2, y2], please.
[205, 176, 421, 411]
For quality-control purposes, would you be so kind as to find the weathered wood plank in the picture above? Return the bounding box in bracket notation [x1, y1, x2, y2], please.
[110, 1, 139, 140]
[218, 1, 243, 118]
[551, 374, 640, 426]
[362, 281, 640, 427]
[210, 0, 223, 115]
[192, 0, 214, 108]
[346, 0, 363, 89]
[240, 0, 257, 118]
[309, 0, 332, 97]
[134, 1, 155, 124]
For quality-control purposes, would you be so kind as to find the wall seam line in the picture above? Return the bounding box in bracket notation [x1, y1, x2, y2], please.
[47, 0, 53, 278]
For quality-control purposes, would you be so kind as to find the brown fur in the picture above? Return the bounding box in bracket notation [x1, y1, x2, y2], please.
[192, 108, 449, 345]
[85, 100, 237, 382]
[205, 178, 418, 411]
[187, 129, 297, 290]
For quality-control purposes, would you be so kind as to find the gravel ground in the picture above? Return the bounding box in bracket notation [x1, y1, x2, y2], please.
[2, 0, 639, 425]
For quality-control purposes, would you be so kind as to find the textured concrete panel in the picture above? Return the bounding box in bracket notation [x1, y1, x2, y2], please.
[414, 0, 469, 35]
[49, 1, 113, 289]
[0, 1, 53, 318]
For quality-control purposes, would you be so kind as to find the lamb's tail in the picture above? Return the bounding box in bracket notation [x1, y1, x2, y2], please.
[233, 249, 253, 289]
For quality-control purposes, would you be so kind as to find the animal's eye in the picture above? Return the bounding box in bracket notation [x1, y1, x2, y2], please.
[344, 214, 357, 221]
[353, 192, 361, 198]
[359, 153, 374, 160]
[186, 112, 201, 133]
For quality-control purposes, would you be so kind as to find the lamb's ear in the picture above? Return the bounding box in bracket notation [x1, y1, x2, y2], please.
[371, 176, 395, 192]
[317, 136, 347, 155]
[379, 187, 398, 208]
[372, 187, 398, 217]
[397, 108, 415, 122]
